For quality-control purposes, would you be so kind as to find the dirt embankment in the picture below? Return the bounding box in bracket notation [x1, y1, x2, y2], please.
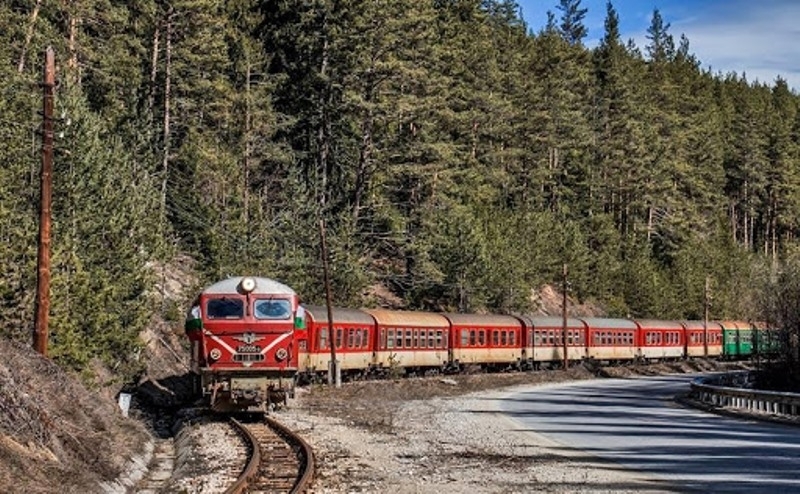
[0, 339, 150, 494]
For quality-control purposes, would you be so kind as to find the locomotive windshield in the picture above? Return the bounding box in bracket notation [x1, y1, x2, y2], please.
[206, 298, 244, 319]
[254, 299, 291, 320]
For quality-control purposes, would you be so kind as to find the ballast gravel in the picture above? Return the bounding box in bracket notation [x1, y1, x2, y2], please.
[162, 418, 248, 494]
[276, 385, 673, 494]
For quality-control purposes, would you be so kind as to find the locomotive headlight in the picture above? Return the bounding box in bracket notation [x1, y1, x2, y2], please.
[275, 348, 288, 361]
[209, 348, 222, 361]
[239, 277, 257, 294]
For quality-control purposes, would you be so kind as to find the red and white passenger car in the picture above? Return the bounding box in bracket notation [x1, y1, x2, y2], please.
[521, 316, 587, 368]
[367, 309, 450, 374]
[584, 317, 638, 362]
[445, 313, 523, 371]
[296, 305, 375, 380]
[682, 320, 723, 358]
[635, 319, 685, 361]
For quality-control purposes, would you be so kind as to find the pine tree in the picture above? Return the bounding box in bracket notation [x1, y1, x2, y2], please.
[527, 8, 593, 215]
[764, 79, 800, 260]
[556, 0, 587, 46]
[592, 1, 649, 234]
[48, 86, 160, 377]
[645, 9, 674, 63]
[721, 76, 770, 250]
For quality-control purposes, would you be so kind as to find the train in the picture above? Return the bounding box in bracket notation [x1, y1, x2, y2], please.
[184, 276, 781, 412]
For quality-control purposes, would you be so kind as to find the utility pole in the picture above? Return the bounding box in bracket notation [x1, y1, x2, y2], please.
[34, 47, 55, 356]
[703, 276, 710, 358]
[562, 263, 568, 370]
[319, 218, 340, 387]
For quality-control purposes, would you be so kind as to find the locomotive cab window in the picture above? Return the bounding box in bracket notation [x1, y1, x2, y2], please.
[254, 299, 291, 320]
[207, 298, 244, 319]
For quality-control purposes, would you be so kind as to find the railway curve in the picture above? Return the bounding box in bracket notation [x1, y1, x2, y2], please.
[226, 416, 315, 494]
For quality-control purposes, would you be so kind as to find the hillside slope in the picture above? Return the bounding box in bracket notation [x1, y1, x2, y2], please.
[0, 339, 150, 493]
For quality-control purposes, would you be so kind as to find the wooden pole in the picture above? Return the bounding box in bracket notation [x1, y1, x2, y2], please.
[703, 276, 710, 358]
[562, 263, 568, 370]
[319, 218, 340, 387]
[34, 47, 55, 356]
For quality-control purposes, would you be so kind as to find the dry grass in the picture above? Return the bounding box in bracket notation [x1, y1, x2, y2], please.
[0, 339, 149, 493]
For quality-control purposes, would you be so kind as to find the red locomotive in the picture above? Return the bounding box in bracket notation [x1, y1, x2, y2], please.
[185, 276, 302, 411]
[186, 275, 771, 411]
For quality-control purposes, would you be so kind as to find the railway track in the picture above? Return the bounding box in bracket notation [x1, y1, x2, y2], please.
[225, 416, 315, 494]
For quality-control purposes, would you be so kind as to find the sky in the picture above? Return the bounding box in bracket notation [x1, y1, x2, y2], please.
[516, 0, 800, 92]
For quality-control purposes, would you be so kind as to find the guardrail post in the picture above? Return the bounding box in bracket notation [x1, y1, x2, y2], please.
[690, 372, 800, 422]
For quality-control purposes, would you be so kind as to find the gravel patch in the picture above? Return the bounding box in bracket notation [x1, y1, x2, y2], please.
[164, 418, 247, 493]
[278, 383, 676, 493]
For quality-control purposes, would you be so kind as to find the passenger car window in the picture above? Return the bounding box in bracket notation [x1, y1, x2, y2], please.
[319, 328, 329, 349]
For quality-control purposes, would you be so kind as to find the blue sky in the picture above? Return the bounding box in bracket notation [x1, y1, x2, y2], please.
[516, 0, 800, 91]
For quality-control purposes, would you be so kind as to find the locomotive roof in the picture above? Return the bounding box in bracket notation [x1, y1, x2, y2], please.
[303, 305, 374, 324]
[363, 309, 450, 328]
[681, 320, 724, 330]
[578, 317, 638, 329]
[202, 276, 296, 296]
[634, 319, 685, 330]
[442, 313, 521, 327]
[518, 315, 586, 329]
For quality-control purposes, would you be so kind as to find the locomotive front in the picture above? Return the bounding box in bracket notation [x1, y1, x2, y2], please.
[185, 276, 302, 411]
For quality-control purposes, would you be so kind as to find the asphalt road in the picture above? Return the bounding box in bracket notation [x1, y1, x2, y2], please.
[499, 375, 800, 493]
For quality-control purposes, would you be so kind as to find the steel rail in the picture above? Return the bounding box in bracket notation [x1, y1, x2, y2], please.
[225, 417, 262, 494]
[265, 415, 315, 494]
[225, 416, 314, 494]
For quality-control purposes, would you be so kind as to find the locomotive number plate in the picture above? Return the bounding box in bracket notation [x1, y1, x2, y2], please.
[236, 345, 262, 353]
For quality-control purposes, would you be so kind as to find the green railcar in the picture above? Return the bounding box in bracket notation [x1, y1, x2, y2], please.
[719, 321, 752, 359]
[738, 324, 753, 357]
[753, 322, 782, 356]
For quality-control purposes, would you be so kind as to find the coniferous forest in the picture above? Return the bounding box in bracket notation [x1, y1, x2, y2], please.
[2, 0, 800, 379]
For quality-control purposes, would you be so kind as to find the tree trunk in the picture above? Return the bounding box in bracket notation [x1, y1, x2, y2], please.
[743, 180, 749, 249]
[17, 0, 42, 73]
[160, 8, 174, 235]
[66, 2, 79, 86]
[352, 69, 375, 229]
[243, 60, 252, 228]
[148, 24, 160, 118]
[317, 20, 331, 214]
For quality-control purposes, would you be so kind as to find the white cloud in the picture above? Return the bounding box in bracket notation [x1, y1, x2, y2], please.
[670, 1, 800, 90]
[519, 0, 800, 90]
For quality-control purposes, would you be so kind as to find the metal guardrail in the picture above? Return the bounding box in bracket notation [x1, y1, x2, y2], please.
[689, 372, 800, 419]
